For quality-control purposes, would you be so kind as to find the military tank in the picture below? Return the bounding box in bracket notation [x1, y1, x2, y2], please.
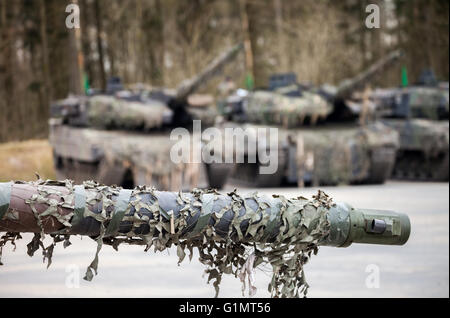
[207, 50, 403, 187]
[369, 70, 449, 181]
[49, 44, 243, 190]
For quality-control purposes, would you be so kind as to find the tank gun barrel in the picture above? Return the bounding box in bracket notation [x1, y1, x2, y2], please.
[336, 49, 404, 99]
[174, 43, 243, 101]
[0, 181, 410, 247]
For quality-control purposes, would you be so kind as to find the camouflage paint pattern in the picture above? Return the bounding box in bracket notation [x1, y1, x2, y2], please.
[211, 121, 399, 186]
[244, 90, 332, 128]
[49, 123, 203, 191]
[383, 119, 449, 180]
[87, 95, 172, 130]
[372, 86, 449, 120]
[384, 119, 449, 153]
[407, 87, 449, 119]
[287, 123, 399, 185]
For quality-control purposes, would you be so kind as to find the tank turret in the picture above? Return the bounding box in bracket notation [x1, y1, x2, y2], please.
[210, 51, 403, 187]
[48, 44, 243, 190]
[369, 70, 449, 181]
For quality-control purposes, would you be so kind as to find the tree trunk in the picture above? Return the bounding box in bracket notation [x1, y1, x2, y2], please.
[95, 0, 106, 91]
[239, 0, 254, 87]
[39, 0, 52, 108]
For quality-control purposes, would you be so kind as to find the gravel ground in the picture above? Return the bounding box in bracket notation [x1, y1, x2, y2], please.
[0, 181, 448, 298]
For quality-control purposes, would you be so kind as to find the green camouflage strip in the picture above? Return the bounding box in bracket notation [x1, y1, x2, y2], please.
[189, 193, 215, 238]
[105, 189, 132, 237]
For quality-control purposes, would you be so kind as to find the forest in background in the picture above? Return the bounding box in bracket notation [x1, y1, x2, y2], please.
[0, 0, 448, 142]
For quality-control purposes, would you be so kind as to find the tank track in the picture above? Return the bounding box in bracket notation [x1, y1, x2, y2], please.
[391, 150, 449, 181]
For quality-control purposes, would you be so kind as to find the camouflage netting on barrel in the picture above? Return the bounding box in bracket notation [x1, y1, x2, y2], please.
[0, 179, 333, 298]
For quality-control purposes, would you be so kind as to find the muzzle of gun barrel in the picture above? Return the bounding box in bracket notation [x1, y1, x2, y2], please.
[322, 202, 411, 247]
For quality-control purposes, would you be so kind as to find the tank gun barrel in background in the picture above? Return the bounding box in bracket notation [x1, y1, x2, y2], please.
[0, 181, 410, 247]
[174, 43, 244, 101]
[335, 50, 404, 100]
